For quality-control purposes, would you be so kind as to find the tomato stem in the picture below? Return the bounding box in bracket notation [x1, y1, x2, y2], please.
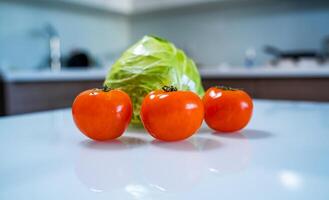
[103, 85, 112, 92]
[216, 85, 241, 91]
[162, 86, 178, 92]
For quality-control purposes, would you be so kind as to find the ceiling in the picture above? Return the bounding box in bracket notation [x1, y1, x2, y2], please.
[57, 0, 222, 15]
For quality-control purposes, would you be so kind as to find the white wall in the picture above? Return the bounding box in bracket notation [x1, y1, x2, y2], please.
[0, 1, 130, 69]
[130, 1, 329, 66]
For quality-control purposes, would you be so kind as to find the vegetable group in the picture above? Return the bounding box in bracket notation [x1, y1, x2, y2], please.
[203, 86, 253, 133]
[72, 87, 132, 141]
[140, 86, 204, 141]
[72, 36, 254, 141]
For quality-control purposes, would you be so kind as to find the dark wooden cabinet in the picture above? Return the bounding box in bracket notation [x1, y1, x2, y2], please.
[1, 77, 328, 116]
[0, 80, 103, 115]
[202, 77, 329, 102]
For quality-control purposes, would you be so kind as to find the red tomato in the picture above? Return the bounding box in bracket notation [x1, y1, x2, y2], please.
[203, 86, 253, 133]
[72, 87, 132, 141]
[140, 86, 204, 141]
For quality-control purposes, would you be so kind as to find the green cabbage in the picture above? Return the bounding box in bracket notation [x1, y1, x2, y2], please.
[104, 35, 204, 125]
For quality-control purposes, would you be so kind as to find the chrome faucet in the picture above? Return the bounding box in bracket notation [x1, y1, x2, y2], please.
[45, 24, 61, 71]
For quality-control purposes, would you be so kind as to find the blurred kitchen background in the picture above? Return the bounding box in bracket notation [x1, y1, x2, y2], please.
[1, 0, 329, 116]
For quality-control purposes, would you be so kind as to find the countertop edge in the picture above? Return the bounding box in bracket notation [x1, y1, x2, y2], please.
[2, 68, 329, 83]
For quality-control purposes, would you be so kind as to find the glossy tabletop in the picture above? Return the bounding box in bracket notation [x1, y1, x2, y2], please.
[1, 100, 329, 200]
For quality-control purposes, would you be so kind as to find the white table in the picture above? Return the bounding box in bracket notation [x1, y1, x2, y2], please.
[1, 100, 329, 200]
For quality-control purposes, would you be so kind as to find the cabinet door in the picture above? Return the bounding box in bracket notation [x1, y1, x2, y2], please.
[202, 78, 329, 101]
[4, 80, 103, 115]
[256, 78, 329, 101]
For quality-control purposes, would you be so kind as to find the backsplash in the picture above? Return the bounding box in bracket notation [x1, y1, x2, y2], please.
[130, 1, 329, 66]
[1, 1, 329, 70]
[0, 1, 130, 70]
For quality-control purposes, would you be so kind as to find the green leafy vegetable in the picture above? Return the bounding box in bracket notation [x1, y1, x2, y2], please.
[104, 35, 204, 125]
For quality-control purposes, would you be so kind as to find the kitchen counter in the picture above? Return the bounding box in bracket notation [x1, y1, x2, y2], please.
[1, 100, 329, 199]
[2, 67, 329, 82]
[0, 68, 108, 82]
[199, 67, 329, 78]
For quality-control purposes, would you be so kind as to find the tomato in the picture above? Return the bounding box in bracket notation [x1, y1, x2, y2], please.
[72, 87, 132, 141]
[203, 86, 253, 133]
[140, 86, 204, 141]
